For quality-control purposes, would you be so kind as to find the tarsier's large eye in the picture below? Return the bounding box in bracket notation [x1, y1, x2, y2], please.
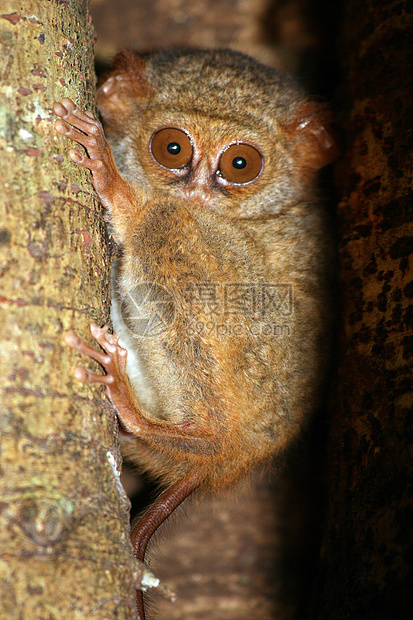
[218, 144, 263, 184]
[151, 128, 193, 169]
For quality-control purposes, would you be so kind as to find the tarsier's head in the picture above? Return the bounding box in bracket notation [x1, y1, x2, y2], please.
[97, 49, 339, 217]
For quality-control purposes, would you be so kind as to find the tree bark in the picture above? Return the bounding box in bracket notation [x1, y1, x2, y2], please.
[0, 1, 137, 616]
[316, 1, 413, 618]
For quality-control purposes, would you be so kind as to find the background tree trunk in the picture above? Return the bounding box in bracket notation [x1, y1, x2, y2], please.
[316, 1, 413, 618]
[0, 1, 136, 616]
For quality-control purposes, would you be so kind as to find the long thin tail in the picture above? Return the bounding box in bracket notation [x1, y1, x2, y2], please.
[131, 471, 203, 619]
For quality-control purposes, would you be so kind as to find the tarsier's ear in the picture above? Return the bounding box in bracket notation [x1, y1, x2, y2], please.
[286, 99, 341, 170]
[97, 52, 151, 124]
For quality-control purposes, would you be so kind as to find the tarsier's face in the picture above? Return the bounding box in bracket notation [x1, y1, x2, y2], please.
[121, 110, 282, 218]
[148, 123, 264, 205]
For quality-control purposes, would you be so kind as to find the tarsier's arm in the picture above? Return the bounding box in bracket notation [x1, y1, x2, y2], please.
[55, 99, 205, 617]
[55, 100, 216, 449]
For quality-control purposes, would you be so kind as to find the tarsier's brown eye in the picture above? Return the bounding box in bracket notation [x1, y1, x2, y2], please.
[218, 144, 263, 183]
[151, 128, 193, 169]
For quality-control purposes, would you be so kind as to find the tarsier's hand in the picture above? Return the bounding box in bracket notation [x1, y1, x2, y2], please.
[54, 98, 127, 209]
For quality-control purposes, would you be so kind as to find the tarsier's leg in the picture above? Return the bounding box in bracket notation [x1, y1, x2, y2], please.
[65, 324, 148, 432]
[65, 324, 213, 449]
[65, 325, 202, 618]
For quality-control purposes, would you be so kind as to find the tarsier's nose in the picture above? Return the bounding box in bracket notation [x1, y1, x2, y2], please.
[185, 185, 212, 204]
[184, 160, 213, 204]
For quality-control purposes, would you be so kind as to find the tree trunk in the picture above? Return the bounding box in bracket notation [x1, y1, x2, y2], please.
[0, 1, 136, 616]
[316, 1, 413, 618]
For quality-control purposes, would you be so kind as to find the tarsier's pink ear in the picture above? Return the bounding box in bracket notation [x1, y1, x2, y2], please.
[97, 52, 150, 123]
[286, 99, 341, 170]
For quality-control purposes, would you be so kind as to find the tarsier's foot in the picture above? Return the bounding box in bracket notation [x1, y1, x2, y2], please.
[65, 323, 130, 406]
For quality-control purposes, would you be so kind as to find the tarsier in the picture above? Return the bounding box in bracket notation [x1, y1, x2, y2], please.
[54, 48, 339, 618]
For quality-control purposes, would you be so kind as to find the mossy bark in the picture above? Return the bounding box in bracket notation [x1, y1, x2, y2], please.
[0, 1, 136, 616]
